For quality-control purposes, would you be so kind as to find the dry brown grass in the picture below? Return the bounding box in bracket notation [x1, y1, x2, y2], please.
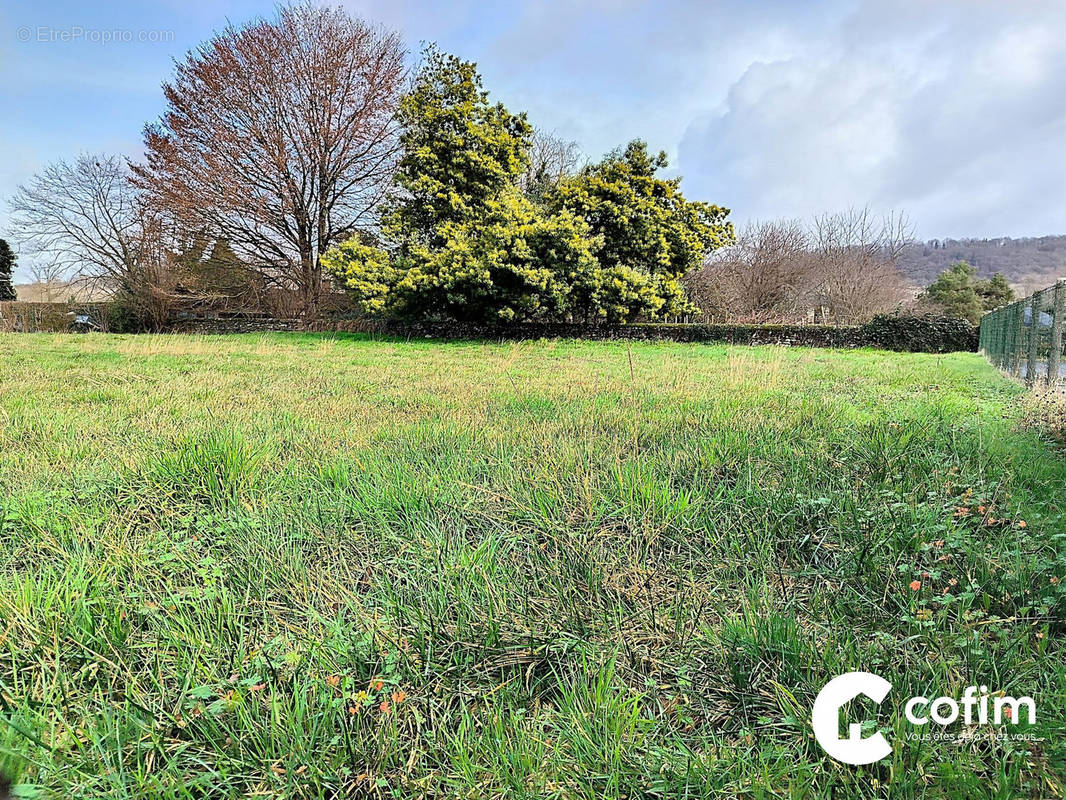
[1021, 386, 1066, 443]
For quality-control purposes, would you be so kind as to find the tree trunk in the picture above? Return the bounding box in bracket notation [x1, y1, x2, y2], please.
[300, 252, 321, 322]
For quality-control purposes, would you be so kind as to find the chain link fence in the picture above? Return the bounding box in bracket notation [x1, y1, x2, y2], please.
[979, 279, 1066, 387]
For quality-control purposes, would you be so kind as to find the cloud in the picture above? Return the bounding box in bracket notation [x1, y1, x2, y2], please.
[676, 0, 1066, 238]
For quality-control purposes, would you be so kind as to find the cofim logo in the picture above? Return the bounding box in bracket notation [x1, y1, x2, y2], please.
[811, 672, 892, 765]
[812, 672, 1036, 765]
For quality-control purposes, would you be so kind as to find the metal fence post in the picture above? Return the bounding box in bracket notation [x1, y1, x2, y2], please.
[998, 307, 1009, 370]
[1026, 295, 1041, 386]
[1000, 306, 1012, 371]
[1012, 301, 1025, 377]
[1049, 279, 1066, 387]
[1016, 301, 1024, 378]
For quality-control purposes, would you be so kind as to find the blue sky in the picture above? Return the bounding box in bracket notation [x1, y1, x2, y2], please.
[2, 0, 1065, 279]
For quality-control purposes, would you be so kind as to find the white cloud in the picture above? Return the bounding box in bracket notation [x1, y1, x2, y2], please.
[677, 0, 1066, 238]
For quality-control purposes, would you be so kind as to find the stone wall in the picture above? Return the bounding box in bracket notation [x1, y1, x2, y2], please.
[167, 317, 299, 334]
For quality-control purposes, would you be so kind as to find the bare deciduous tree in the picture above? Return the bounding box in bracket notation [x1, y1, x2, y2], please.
[134, 3, 406, 318]
[520, 129, 583, 199]
[686, 208, 914, 324]
[28, 255, 70, 302]
[810, 208, 913, 324]
[11, 155, 142, 281]
[691, 220, 814, 322]
[8, 154, 174, 326]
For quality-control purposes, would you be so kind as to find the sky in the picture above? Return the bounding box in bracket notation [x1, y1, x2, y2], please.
[1, 0, 1064, 280]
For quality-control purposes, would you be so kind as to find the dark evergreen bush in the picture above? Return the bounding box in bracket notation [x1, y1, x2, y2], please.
[316, 316, 978, 353]
[860, 313, 978, 353]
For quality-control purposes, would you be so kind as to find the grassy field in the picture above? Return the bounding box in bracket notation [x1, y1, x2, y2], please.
[0, 333, 1064, 798]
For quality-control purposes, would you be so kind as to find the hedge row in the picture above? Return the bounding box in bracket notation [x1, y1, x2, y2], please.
[859, 314, 978, 353]
[0, 301, 133, 333]
[2, 302, 977, 353]
[316, 314, 978, 353]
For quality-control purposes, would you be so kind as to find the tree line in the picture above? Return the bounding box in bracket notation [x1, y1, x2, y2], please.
[684, 211, 914, 325]
[6, 2, 985, 329]
[921, 261, 1014, 324]
[681, 216, 1019, 326]
[898, 235, 1066, 290]
[9, 5, 407, 327]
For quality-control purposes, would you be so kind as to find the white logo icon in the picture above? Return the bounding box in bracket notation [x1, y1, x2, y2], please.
[811, 671, 893, 765]
[812, 673, 1036, 764]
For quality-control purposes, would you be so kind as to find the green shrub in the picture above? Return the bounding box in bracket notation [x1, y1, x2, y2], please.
[104, 297, 144, 333]
[860, 313, 978, 353]
[322, 318, 978, 353]
[546, 140, 734, 320]
[321, 238, 396, 316]
[324, 52, 734, 325]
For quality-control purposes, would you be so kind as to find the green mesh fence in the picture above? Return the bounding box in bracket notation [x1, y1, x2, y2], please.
[979, 279, 1066, 387]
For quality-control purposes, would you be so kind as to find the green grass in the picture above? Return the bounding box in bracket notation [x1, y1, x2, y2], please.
[0, 332, 1064, 798]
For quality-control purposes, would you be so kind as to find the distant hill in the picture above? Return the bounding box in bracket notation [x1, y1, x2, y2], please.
[899, 235, 1066, 294]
